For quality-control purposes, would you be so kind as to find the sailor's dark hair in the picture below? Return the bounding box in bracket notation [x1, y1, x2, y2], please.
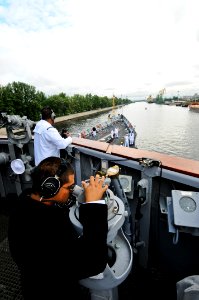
[61, 128, 68, 133]
[41, 106, 56, 120]
[61, 128, 69, 138]
[31, 157, 74, 196]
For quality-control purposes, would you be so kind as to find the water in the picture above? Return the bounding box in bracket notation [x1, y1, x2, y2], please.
[55, 102, 199, 161]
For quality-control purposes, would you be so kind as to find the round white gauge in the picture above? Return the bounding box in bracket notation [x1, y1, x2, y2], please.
[179, 196, 196, 212]
[120, 177, 129, 190]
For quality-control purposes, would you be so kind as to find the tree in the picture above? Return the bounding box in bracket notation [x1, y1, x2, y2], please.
[0, 82, 46, 120]
[0, 81, 131, 121]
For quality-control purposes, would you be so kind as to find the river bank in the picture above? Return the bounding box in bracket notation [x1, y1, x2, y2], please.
[54, 106, 114, 123]
[0, 106, 115, 136]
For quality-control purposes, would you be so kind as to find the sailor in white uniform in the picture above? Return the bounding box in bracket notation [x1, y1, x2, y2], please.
[124, 134, 129, 147]
[114, 127, 119, 138]
[129, 131, 135, 146]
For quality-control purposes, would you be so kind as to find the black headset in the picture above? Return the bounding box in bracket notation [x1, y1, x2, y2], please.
[40, 159, 68, 198]
[41, 106, 56, 120]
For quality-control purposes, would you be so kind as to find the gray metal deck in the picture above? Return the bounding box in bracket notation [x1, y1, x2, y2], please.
[86, 118, 136, 147]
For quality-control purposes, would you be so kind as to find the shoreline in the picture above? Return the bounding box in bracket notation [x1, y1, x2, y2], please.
[0, 106, 117, 136]
[54, 106, 115, 123]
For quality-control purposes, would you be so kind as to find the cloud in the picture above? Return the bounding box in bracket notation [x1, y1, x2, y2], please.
[0, 0, 199, 100]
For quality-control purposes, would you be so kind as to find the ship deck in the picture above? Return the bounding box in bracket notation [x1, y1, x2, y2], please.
[1, 112, 198, 300]
[85, 117, 136, 148]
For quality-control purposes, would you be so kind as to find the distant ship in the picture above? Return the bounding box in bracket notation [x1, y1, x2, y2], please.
[147, 95, 154, 103]
[188, 103, 199, 112]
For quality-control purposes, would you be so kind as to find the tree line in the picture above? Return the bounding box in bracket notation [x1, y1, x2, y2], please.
[0, 81, 131, 121]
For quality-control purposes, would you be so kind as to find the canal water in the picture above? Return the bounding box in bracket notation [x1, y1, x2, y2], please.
[55, 102, 199, 161]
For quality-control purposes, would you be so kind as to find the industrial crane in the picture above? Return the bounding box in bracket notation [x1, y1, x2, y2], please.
[159, 88, 166, 97]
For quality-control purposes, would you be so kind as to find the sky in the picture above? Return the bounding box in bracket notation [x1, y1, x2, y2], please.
[0, 0, 199, 100]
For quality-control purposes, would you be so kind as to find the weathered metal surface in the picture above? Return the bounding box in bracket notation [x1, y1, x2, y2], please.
[72, 137, 199, 178]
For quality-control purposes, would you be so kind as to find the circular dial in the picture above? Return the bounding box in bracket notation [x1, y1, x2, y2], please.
[120, 177, 129, 190]
[179, 196, 196, 212]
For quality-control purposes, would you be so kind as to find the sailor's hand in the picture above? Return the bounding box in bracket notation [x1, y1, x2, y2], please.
[82, 175, 108, 203]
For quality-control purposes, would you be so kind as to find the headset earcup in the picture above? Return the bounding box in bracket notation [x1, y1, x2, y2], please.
[41, 177, 60, 198]
[51, 111, 56, 120]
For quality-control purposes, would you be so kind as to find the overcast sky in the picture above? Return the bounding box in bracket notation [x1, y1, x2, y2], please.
[0, 0, 199, 100]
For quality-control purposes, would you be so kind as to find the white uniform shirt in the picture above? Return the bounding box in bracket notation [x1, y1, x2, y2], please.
[124, 135, 129, 147]
[129, 132, 135, 145]
[114, 128, 119, 138]
[33, 120, 72, 165]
